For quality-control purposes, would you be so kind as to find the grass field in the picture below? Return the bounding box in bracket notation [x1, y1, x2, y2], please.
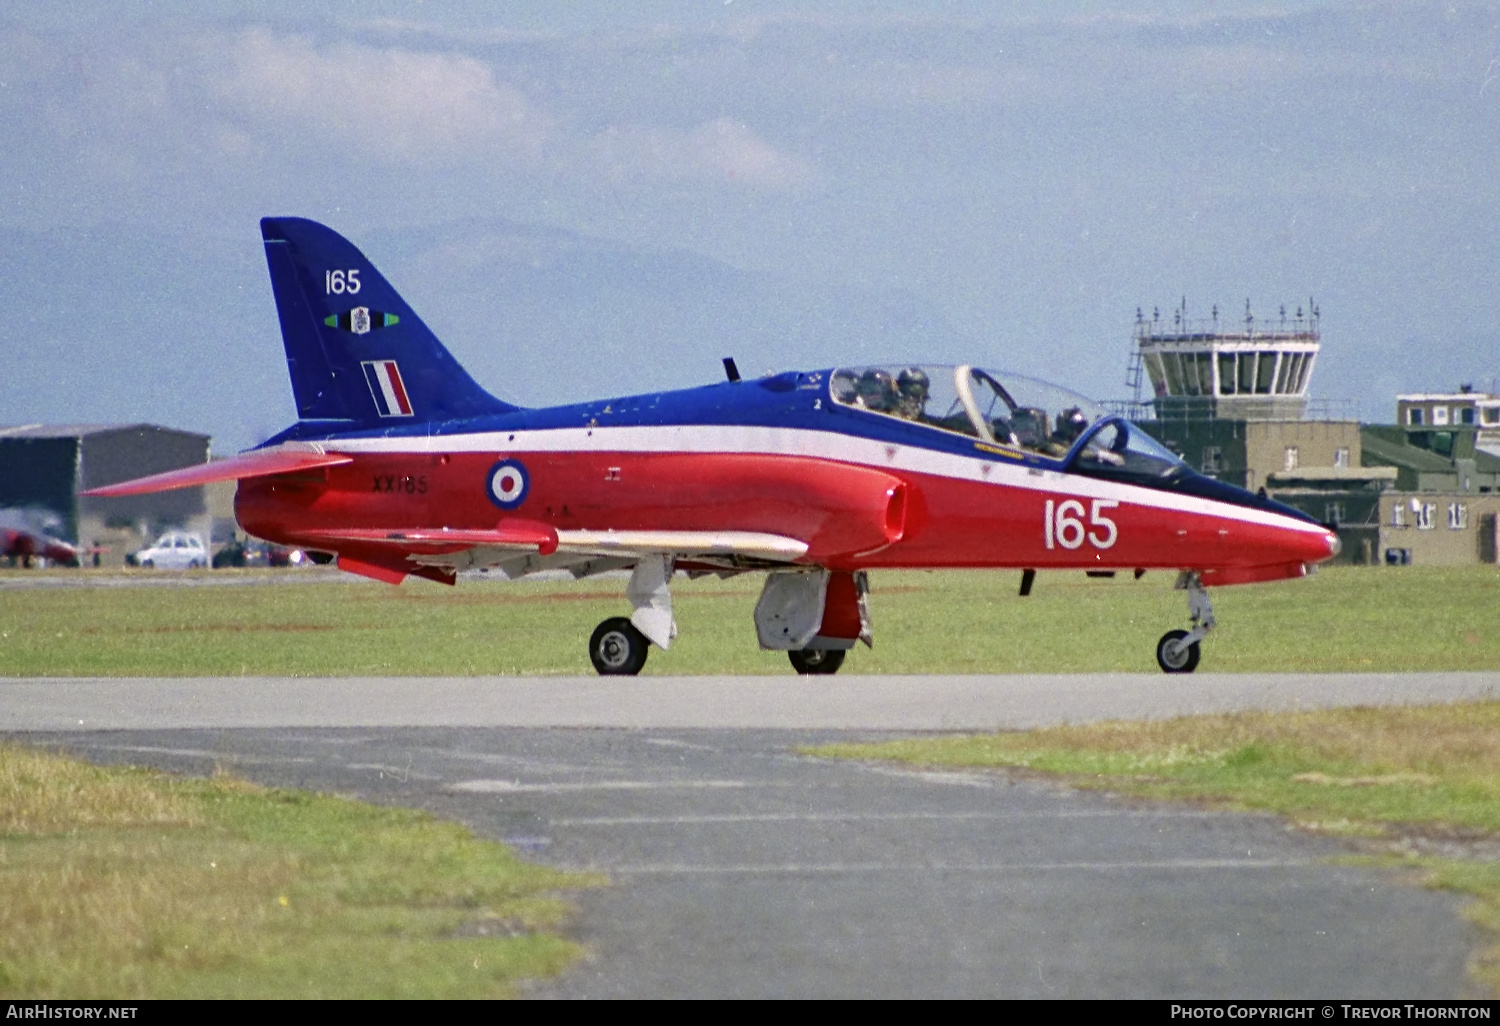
[1, 564, 1497, 676]
[0, 744, 599, 998]
[812, 703, 1500, 994]
[4, 565, 1497, 994]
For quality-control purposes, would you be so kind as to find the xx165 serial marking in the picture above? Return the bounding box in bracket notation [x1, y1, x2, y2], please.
[373, 474, 427, 494]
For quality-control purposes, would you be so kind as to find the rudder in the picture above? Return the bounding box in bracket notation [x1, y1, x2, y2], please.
[260, 217, 517, 424]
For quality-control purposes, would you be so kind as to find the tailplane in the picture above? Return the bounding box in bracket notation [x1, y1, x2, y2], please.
[260, 217, 517, 425]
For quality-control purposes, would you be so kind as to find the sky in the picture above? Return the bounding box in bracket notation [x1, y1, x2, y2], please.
[2, 1, 1498, 452]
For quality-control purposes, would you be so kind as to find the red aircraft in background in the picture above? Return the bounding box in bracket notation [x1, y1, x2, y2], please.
[86, 218, 1340, 675]
[0, 510, 80, 568]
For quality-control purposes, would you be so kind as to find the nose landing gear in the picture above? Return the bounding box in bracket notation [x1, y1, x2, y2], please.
[1156, 571, 1215, 674]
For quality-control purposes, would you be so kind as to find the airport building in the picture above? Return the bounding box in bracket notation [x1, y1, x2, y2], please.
[1363, 387, 1500, 565]
[0, 423, 211, 567]
[1128, 300, 1500, 564]
[1128, 303, 1374, 545]
[1397, 388, 1500, 435]
[1378, 491, 1500, 566]
[1123, 302, 1498, 565]
[1128, 302, 1363, 495]
[1133, 300, 1320, 423]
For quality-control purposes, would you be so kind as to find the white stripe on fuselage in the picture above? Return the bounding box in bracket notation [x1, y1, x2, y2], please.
[322, 424, 1326, 534]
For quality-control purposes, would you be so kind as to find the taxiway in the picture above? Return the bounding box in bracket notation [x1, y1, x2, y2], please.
[4, 671, 1493, 998]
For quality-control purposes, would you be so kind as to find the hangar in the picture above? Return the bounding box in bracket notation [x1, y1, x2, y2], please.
[0, 423, 211, 567]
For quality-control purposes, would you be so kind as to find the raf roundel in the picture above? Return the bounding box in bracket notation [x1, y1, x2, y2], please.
[487, 459, 529, 509]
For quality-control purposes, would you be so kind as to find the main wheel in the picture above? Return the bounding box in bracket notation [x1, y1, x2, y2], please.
[789, 648, 845, 675]
[589, 617, 649, 676]
[1155, 629, 1200, 674]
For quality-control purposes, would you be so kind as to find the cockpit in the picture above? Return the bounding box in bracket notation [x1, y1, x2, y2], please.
[827, 363, 1313, 518]
[829, 364, 1115, 458]
[830, 363, 1191, 483]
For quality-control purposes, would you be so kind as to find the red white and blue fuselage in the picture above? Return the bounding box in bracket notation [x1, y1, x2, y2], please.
[237, 381, 1335, 581]
[86, 217, 1338, 675]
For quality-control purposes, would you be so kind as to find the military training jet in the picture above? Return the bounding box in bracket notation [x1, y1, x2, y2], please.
[85, 218, 1340, 675]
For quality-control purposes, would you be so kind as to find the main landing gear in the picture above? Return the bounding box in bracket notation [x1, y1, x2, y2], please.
[1156, 571, 1215, 674]
[589, 617, 650, 676]
[586, 562, 869, 677]
[788, 648, 845, 675]
[587, 555, 675, 676]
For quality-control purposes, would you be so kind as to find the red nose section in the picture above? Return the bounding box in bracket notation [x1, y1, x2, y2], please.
[1320, 529, 1342, 561]
[1200, 524, 1339, 587]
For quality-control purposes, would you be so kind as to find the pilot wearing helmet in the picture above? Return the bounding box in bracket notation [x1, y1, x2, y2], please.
[895, 367, 930, 420]
[854, 368, 899, 414]
[1048, 406, 1090, 455]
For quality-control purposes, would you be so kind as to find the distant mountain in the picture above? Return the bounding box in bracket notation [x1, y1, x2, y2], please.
[0, 218, 968, 451]
[364, 218, 970, 409]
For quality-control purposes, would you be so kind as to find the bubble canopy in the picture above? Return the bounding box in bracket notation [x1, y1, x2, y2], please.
[830, 363, 1189, 481]
[832, 364, 1124, 454]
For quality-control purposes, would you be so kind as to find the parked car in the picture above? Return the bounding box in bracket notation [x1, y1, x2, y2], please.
[261, 542, 305, 567]
[211, 538, 308, 569]
[212, 538, 248, 568]
[131, 531, 209, 570]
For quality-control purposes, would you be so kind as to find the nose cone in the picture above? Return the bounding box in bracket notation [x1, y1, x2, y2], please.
[1290, 523, 1341, 566]
[1323, 530, 1342, 560]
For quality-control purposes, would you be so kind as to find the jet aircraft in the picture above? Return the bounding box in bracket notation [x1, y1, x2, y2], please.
[0, 509, 80, 568]
[85, 218, 1340, 675]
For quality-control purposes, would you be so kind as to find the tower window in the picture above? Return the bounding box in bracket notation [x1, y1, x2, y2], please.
[1256, 352, 1277, 394]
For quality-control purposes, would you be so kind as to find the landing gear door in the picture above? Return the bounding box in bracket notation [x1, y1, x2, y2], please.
[754, 570, 828, 651]
[754, 569, 870, 652]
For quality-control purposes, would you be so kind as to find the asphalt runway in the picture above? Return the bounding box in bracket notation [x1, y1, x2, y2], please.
[4, 670, 1500, 731]
[5, 671, 1496, 998]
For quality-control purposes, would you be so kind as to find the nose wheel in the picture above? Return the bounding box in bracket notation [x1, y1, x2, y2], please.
[1156, 572, 1215, 674]
[589, 617, 649, 676]
[1155, 629, 1200, 673]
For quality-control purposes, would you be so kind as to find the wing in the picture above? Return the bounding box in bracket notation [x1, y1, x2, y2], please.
[80, 445, 353, 496]
[300, 526, 809, 585]
[556, 529, 807, 562]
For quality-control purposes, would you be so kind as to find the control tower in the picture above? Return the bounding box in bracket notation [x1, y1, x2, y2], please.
[1134, 300, 1319, 421]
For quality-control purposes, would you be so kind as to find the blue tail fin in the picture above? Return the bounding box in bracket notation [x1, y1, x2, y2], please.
[260, 217, 518, 425]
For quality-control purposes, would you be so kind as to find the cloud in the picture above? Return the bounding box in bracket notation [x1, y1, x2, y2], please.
[594, 117, 815, 189]
[212, 28, 553, 165]
[206, 28, 815, 190]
